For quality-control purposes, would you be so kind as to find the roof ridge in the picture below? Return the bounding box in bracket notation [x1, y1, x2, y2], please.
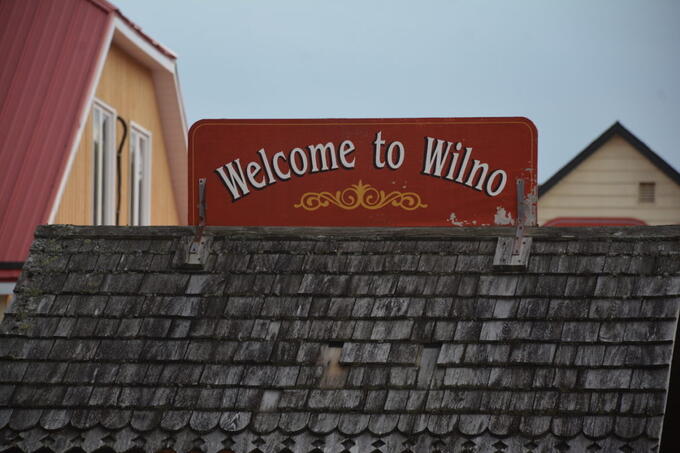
[32, 224, 680, 240]
[539, 122, 680, 197]
[87, 0, 177, 59]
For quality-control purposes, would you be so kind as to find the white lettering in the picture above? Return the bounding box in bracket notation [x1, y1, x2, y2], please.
[445, 142, 463, 180]
[373, 131, 386, 168]
[339, 140, 356, 168]
[307, 142, 338, 172]
[421, 136, 508, 197]
[386, 141, 405, 169]
[246, 161, 266, 189]
[465, 160, 489, 191]
[455, 147, 472, 183]
[485, 170, 507, 196]
[422, 137, 452, 176]
[257, 148, 276, 184]
[214, 159, 250, 201]
[289, 147, 308, 176]
[272, 151, 291, 180]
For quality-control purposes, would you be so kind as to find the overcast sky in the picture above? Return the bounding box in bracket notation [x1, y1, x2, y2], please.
[116, 0, 680, 183]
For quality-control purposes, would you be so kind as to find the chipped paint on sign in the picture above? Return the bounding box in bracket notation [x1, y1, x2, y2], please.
[448, 213, 464, 226]
[523, 188, 538, 225]
[494, 206, 514, 225]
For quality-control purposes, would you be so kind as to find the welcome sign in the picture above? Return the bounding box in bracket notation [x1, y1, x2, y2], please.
[188, 118, 537, 227]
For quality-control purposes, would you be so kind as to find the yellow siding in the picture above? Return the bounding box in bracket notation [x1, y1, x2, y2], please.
[0, 295, 9, 321]
[539, 135, 680, 225]
[55, 44, 180, 225]
[55, 111, 94, 224]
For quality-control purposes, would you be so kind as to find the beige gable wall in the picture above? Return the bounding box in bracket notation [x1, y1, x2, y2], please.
[539, 135, 680, 225]
[55, 44, 180, 226]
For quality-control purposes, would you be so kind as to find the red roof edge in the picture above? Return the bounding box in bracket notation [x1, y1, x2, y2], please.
[88, 0, 177, 60]
[86, 0, 116, 13]
[43, 11, 116, 227]
[0, 269, 22, 282]
[543, 217, 647, 227]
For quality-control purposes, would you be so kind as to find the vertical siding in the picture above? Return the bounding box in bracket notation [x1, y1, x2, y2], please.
[0, 295, 9, 321]
[55, 44, 180, 225]
[539, 135, 680, 225]
[54, 113, 93, 224]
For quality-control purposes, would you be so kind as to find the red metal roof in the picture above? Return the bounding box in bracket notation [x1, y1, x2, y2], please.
[0, 0, 178, 281]
[543, 217, 648, 227]
[92, 0, 178, 59]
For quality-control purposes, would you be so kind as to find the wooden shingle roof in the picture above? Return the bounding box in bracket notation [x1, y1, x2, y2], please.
[1, 225, 679, 453]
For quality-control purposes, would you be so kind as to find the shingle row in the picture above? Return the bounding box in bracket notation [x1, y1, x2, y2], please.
[2, 225, 679, 445]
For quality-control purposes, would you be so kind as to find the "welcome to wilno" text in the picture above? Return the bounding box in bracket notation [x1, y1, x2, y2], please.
[214, 131, 508, 202]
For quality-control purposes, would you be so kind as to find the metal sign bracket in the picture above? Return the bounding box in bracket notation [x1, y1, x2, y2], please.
[493, 179, 533, 270]
[174, 178, 211, 269]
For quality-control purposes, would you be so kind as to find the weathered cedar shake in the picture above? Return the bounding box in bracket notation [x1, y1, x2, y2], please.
[1, 225, 679, 453]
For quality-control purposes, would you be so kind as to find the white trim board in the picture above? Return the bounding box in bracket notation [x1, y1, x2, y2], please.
[47, 18, 116, 224]
[129, 121, 153, 226]
[111, 17, 175, 73]
[0, 282, 16, 294]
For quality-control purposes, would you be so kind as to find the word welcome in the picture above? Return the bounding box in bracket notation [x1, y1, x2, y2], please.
[214, 132, 508, 201]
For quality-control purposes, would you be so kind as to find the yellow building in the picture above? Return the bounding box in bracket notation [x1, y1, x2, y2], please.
[0, 0, 187, 316]
[539, 122, 680, 226]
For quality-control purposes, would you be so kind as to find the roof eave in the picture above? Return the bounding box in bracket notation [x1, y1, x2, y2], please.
[110, 17, 188, 223]
[539, 122, 680, 198]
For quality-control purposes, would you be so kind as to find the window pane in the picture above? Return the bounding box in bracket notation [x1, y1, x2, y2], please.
[93, 108, 103, 225]
[102, 115, 110, 211]
[130, 128, 150, 226]
[92, 103, 115, 225]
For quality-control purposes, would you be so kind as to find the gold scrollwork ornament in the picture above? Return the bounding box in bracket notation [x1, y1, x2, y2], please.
[294, 180, 427, 211]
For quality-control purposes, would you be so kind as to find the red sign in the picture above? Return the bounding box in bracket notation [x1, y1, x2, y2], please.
[188, 118, 537, 227]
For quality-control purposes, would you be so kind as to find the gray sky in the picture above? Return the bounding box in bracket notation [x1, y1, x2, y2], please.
[116, 0, 680, 183]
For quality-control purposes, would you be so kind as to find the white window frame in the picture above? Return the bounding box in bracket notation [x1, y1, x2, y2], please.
[92, 99, 117, 225]
[129, 122, 152, 226]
